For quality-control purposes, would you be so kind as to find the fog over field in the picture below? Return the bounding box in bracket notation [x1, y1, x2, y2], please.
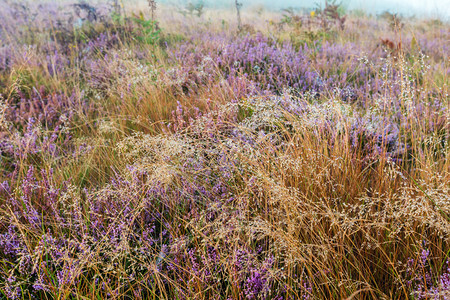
[166, 0, 450, 20]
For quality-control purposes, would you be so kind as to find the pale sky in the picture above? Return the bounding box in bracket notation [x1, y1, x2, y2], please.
[351, 0, 450, 19]
[169, 0, 450, 20]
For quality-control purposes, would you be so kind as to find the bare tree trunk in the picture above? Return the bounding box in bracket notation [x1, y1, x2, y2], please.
[235, 0, 242, 31]
[113, 0, 120, 16]
[148, 0, 157, 21]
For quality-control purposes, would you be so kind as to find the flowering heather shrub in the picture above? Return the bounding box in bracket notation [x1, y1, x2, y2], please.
[170, 33, 335, 95]
[6, 87, 91, 129]
[85, 48, 156, 96]
[406, 248, 450, 299]
[0, 1, 449, 299]
[0, 118, 72, 183]
[169, 31, 448, 108]
[0, 132, 289, 298]
[0, 47, 12, 72]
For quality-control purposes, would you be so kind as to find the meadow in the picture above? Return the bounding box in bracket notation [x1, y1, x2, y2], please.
[0, 0, 448, 299]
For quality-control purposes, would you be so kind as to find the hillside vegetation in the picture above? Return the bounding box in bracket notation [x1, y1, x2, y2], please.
[0, 1, 449, 299]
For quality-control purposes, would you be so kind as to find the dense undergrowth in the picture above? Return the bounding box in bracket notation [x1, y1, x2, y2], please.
[0, 1, 449, 299]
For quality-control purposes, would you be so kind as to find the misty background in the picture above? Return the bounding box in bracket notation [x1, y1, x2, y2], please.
[163, 0, 450, 20]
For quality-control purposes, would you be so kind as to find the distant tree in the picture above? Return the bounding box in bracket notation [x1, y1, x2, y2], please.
[235, 0, 242, 31]
[148, 0, 156, 20]
[111, 0, 120, 15]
